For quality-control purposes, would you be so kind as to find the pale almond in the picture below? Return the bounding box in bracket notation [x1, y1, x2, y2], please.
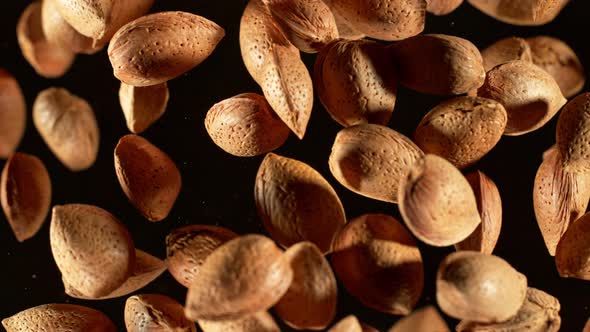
[2, 304, 115, 332]
[125, 294, 196, 332]
[119, 82, 169, 134]
[556, 92, 590, 173]
[0, 69, 26, 159]
[388, 306, 450, 332]
[467, 0, 569, 26]
[555, 212, 590, 280]
[480, 37, 533, 72]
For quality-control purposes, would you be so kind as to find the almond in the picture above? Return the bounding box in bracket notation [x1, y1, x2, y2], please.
[198, 312, 280, 332]
[328, 315, 363, 332]
[125, 294, 196, 332]
[480, 37, 533, 72]
[467, 0, 569, 26]
[387, 306, 450, 332]
[2, 304, 116, 332]
[0, 69, 26, 159]
[119, 82, 169, 134]
[360, 323, 379, 332]
[426, 0, 464, 15]
[556, 92, 590, 173]
[585, 317, 590, 332]
[321, 0, 365, 40]
[555, 212, 590, 280]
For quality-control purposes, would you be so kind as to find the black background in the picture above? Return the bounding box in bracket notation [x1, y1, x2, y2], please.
[1, 0, 589, 331]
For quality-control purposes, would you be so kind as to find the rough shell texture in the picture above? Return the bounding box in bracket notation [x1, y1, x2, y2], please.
[125, 294, 196, 332]
[1, 153, 51, 242]
[477, 60, 566, 136]
[33, 87, 99, 171]
[119, 82, 169, 134]
[198, 312, 280, 332]
[255, 153, 346, 253]
[436, 251, 528, 322]
[481, 37, 533, 72]
[185, 234, 293, 321]
[467, 0, 569, 26]
[328, 315, 363, 332]
[321, 0, 365, 40]
[390, 34, 485, 95]
[2, 304, 116, 332]
[114, 134, 181, 222]
[387, 306, 450, 332]
[331, 214, 424, 315]
[108, 11, 225, 86]
[205, 93, 290, 157]
[555, 212, 590, 280]
[0, 69, 26, 159]
[329, 124, 423, 203]
[426, 0, 464, 15]
[556, 92, 590, 173]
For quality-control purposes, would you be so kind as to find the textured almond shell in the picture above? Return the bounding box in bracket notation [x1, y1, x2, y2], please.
[556, 92, 590, 173]
[436, 251, 528, 323]
[331, 214, 424, 315]
[328, 315, 363, 332]
[467, 0, 569, 26]
[555, 212, 590, 280]
[426, 0, 464, 15]
[198, 312, 280, 332]
[125, 294, 196, 332]
[255, 153, 346, 253]
[33, 87, 99, 171]
[2, 304, 115, 332]
[205, 93, 290, 157]
[119, 82, 169, 134]
[0, 69, 26, 159]
[1, 152, 51, 242]
[387, 306, 450, 332]
[321, 0, 365, 40]
[185, 234, 294, 321]
[481, 37, 533, 72]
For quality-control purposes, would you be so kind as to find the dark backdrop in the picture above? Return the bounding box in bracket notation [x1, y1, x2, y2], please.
[1, 0, 589, 331]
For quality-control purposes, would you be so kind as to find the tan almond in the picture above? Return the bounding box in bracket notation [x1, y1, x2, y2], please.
[328, 315, 363, 332]
[198, 312, 280, 332]
[255, 153, 346, 253]
[108, 11, 225, 87]
[455, 171, 503, 254]
[457, 287, 561, 332]
[33, 87, 99, 171]
[166, 225, 238, 288]
[185, 234, 293, 321]
[555, 212, 590, 280]
[119, 82, 169, 134]
[387, 306, 450, 332]
[556, 92, 590, 173]
[1, 152, 51, 242]
[315, 39, 397, 127]
[467, 0, 569, 26]
[205, 93, 290, 157]
[322, 0, 365, 40]
[331, 214, 424, 315]
[398, 154, 481, 246]
[436, 251, 528, 323]
[49, 204, 135, 298]
[114, 134, 182, 222]
[2, 304, 116, 332]
[426, 0, 464, 15]
[125, 294, 196, 332]
[481, 37, 533, 72]
[0, 69, 26, 159]
[413, 96, 507, 169]
[275, 242, 337, 330]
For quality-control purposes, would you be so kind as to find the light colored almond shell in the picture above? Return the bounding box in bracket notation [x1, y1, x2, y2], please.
[329, 124, 424, 203]
[185, 234, 294, 321]
[49, 204, 135, 298]
[467, 0, 569, 26]
[125, 294, 196, 332]
[331, 213, 424, 315]
[166, 225, 238, 288]
[205, 93, 290, 157]
[414, 96, 507, 169]
[556, 92, 590, 173]
[457, 287, 561, 332]
[255, 153, 346, 253]
[477, 60, 566, 136]
[328, 315, 363, 332]
[2, 304, 116, 332]
[481, 37, 533, 72]
[555, 212, 590, 280]
[1, 152, 51, 242]
[108, 11, 225, 87]
[0, 69, 26, 159]
[119, 82, 169, 134]
[198, 312, 280, 332]
[33, 87, 99, 171]
[436, 251, 528, 323]
[426, 0, 464, 15]
[275, 242, 337, 330]
[398, 154, 481, 246]
[321, 0, 365, 40]
[387, 306, 450, 332]
[114, 134, 181, 222]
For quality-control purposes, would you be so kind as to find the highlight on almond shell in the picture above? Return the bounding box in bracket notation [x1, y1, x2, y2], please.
[387, 306, 450, 332]
[119, 82, 169, 134]
[555, 212, 590, 280]
[125, 294, 196, 332]
[556, 92, 590, 173]
[467, 0, 569, 26]
[480, 37, 533, 72]
[198, 311, 280, 332]
[0, 69, 26, 158]
[426, 0, 464, 15]
[2, 304, 116, 332]
[327, 315, 363, 332]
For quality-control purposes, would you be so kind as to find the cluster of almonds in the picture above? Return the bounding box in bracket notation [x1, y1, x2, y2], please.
[1, 0, 590, 330]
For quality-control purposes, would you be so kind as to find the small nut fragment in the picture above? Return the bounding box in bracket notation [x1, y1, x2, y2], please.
[198, 312, 280, 332]
[388, 306, 450, 332]
[555, 212, 590, 280]
[426, 0, 464, 15]
[480, 37, 533, 72]
[125, 294, 196, 332]
[467, 0, 569, 26]
[556, 92, 590, 173]
[328, 315, 363, 332]
[119, 82, 169, 134]
[2, 304, 116, 332]
[0, 69, 26, 159]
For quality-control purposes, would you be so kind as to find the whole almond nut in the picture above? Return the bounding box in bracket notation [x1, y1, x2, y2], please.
[205, 93, 290, 157]
[33, 87, 99, 171]
[125, 294, 196, 332]
[166, 225, 238, 288]
[119, 82, 169, 134]
[275, 242, 337, 330]
[467, 0, 569, 26]
[1, 152, 51, 242]
[556, 92, 590, 173]
[388, 306, 450, 332]
[555, 212, 590, 280]
[331, 214, 424, 315]
[114, 134, 182, 222]
[2, 304, 116, 332]
[0, 69, 26, 159]
[477, 60, 567, 136]
[436, 251, 527, 323]
[413, 96, 507, 169]
[328, 315, 363, 332]
[108, 11, 225, 87]
[321, 0, 365, 40]
[329, 124, 424, 203]
[198, 312, 280, 332]
[398, 154, 481, 246]
[255, 153, 346, 253]
[426, 0, 464, 15]
[481, 37, 533, 72]
[185, 234, 294, 321]
[49, 204, 135, 298]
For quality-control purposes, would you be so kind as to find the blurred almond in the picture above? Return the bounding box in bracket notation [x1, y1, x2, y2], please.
[426, 0, 464, 15]
[2, 304, 115, 332]
[585, 317, 590, 332]
[480, 37, 533, 72]
[198, 312, 280, 332]
[360, 323, 379, 332]
[555, 212, 590, 280]
[328, 315, 362, 332]
[467, 0, 569, 26]
[556, 92, 590, 173]
[388, 306, 450, 332]
[0, 69, 26, 159]
[125, 294, 196, 332]
[119, 82, 169, 134]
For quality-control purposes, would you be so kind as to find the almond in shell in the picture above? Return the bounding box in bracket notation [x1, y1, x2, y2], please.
[2, 304, 115, 332]
[467, 0, 569, 26]
[555, 212, 590, 280]
[125, 294, 196, 332]
[119, 82, 169, 134]
[0, 69, 26, 159]
[426, 0, 464, 15]
[387, 306, 450, 332]
[321, 0, 365, 40]
[198, 312, 280, 332]
[480, 37, 533, 72]
[556, 92, 590, 173]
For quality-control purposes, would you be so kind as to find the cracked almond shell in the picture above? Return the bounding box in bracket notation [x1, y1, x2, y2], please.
[426, 0, 464, 15]
[328, 315, 363, 332]
[198, 312, 280, 332]
[556, 92, 590, 173]
[388, 306, 450, 332]
[467, 0, 569, 26]
[119, 82, 169, 134]
[125, 294, 196, 332]
[481, 37, 533, 72]
[0, 69, 26, 159]
[555, 212, 590, 280]
[2, 304, 115, 332]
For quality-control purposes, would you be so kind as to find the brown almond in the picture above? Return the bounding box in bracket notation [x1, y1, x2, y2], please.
[0, 69, 26, 159]
[360, 323, 379, 332]
[275, 242, 337, 330]
[555, 212, 590, 280]
[436, 251, 528, 323]
[114, 134, 182, 222]
[387, 306, 450, 332]
[585, 317, 590, 332]
[315, 39, 397, 127]
[125, 294, 196, 332]
[331, 214, 424, 315]
[1, 152, 51, 242]
[2, 304, 116, 332]
[49, 204, 135, 298]
[33, 87, 99, 171]
[481, 37, 533, 72]
[413, 96, 507, 169]
[205, 93, 290, 157]
[166, 225, 238, 288]
[198, 312, 280, 332]
[398, 154, 481, 246]
[328, 315, 363, 332]
[457, 287, 561, 332]
[119, 82, 169, 134]
[108, 11, 225, 87]
[477, 60, 566, 136]
[426, 0, 464, 15]
[255, 153, 346, 253]
[556, 92, 590, 173]
[185, 234, 293, 321]
[390, 34, 485, 95]
[467, 0, 569, 26]
[321, 0, 365, 40]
